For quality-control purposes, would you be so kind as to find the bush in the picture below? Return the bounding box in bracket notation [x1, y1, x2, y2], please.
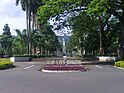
[12, 54, 52, 58]
[12, 54, 31, 57]
[115, 61, 124, 68]
[115, 62, 120, 67]
[0, 58, 14, 70]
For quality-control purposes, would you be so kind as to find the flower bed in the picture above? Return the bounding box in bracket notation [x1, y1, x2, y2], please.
[42, 64, 87, 72]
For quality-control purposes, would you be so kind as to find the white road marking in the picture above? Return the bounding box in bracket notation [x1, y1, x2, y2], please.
[24, 65, 34, 70]
[95, 65, 103, 69]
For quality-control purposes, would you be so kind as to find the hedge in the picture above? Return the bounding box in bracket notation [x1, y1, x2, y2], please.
[12, 54, 51, 58]
[115, 61, 124, 68]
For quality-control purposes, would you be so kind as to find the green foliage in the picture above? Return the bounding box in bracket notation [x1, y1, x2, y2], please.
[2, 24, 11, 35]
[115, 61, 124, 68]
[12, 54, 52, 58]
[12, 54, 31, 57]
[13, 29, 28, 54]
[37, 0, 83, 24]
[12, 37, 24, 55]
[86, 0, 124, 58]
[67, 12, 99, 55]
[0, 24, 12, 56]
[87, 0, 124, 17]
[86, 0, 107, 16]
[34, 23, 61, 53]
[15, 0, 124, 57]
[0, 58, 14, 70]
[0, 58, 10, 62]
[12, 24, 61, 56]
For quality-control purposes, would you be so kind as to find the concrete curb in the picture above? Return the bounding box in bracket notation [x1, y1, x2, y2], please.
[42, 69, 84, 73]
[113, 66, 124, 70]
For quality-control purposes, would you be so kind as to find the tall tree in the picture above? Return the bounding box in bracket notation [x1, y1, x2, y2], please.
[16, 0, 43, 55]
[67, 12, 99, 55]
[87, 0, 124, 59]
[14, 29, 28, 54]
[0, 24, 12, 56]
[16, 0, 31, 54]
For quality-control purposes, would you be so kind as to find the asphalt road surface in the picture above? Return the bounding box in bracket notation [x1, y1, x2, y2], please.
[0, 62, 124, 93]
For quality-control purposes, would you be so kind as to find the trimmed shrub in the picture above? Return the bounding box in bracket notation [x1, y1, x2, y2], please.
[0, 58, 10, 62]
[0, 58, 14, 70]
[12, 54, 51, 58]
[115, 61, 124, 68]
[115, 62, 120, 67]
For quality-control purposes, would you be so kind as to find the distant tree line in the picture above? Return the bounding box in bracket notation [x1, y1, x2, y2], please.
[0, 24, 61, 57]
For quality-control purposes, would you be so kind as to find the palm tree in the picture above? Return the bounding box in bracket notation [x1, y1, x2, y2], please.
[15, 29, 27, 54]
[31, 0, 43, 30]
[16, 0, 43, 55]
[16, 0, 30, 54]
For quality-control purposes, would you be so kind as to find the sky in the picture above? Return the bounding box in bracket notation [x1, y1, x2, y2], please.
[0, 0, 71, 36]
[0, 0, 26, 35]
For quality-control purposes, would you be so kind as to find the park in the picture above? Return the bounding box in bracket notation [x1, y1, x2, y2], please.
[0, 0, 124, 93]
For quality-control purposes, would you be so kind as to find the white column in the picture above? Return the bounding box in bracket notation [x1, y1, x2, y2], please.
[62, 37, 66, 54]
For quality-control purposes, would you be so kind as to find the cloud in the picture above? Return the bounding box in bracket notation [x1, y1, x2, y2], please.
[0, 0, 26, 35]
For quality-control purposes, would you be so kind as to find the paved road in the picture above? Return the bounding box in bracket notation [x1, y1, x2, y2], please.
[0, 62, 124, 93]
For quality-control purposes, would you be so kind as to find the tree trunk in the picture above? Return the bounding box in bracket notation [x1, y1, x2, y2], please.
[25, 2, 29, 54]
[28, 4, 32, 55]
[32, 13, 36, 30]
[98, 16, 104, 55]
[29, 11, 32, 55]
[40, 47, 43, 55]
[119, 16, 124, 60]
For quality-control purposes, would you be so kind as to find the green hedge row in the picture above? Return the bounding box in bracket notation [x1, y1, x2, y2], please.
[0, 62, 14, 70]
[115, 61, 124, 68]
[12, 54, 52, 58]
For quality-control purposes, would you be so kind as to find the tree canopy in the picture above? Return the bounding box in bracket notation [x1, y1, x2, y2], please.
[14, 0, 124, 58]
